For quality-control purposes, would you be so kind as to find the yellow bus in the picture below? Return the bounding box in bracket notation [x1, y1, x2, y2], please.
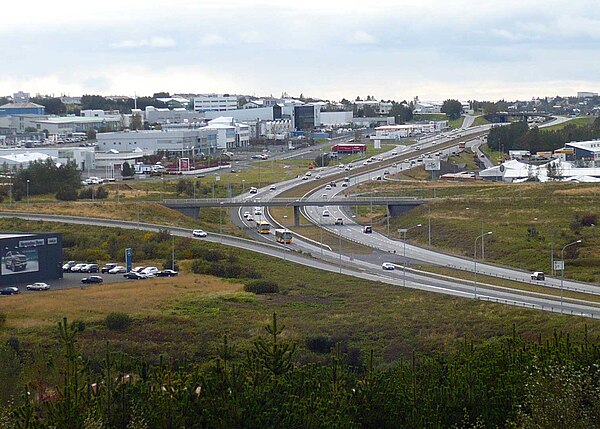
[274, 228, 293, 244]
[257, 221, 271, 234]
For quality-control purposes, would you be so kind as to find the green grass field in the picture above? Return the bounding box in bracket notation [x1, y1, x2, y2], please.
[472, 116, 491, 126]
[448, 117, 465, 129]
[540, 116, 596, 132]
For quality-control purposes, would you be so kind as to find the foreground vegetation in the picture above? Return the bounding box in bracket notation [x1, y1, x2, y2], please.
[0, 315, 598, 428]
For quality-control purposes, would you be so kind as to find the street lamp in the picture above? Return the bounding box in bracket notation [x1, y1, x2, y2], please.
[560, 239, 582, 313]
[398, 224, 422, 287]
[242, 179, 246, 194]
[26, 179, 30, 204]
[474, 231, 493, 299]
[171, 234, 175, 271]
[219, 202, 224, 239]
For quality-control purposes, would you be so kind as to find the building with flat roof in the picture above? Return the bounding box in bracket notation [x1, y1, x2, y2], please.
[565, 140, 600, 160]
[204, 105, 282, 122]
[30, 116, 121, 136]
[0, 232, 62, 286]
[193, 94, 238, 112]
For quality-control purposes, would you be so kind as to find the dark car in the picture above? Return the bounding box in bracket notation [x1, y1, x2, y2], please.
[0, 287, 20, 295]
[81, 276, 104, 284]
[124, 272, 146, 280]
[156, 269, 179, 277]
[4, 251, 27, 271]
[101, 263, 117, 274]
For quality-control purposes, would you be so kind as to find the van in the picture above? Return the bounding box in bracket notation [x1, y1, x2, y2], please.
[531, 271, 545, 281]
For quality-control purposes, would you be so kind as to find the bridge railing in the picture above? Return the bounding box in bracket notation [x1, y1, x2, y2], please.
[162, 196, 423, 206]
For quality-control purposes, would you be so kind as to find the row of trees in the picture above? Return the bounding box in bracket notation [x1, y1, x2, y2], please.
[487, 117, 600, 153]
[9, 159, 82, 201]
[0, 316, 598, 428]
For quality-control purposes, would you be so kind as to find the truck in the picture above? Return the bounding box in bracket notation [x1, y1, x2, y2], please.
[4, 251, 27, 271]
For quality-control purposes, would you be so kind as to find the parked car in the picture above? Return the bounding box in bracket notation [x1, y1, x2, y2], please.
[101, 263, 117, 273]
[108, 266, 127, 274]
[124, 271, 147, 280]
[62, 261, 77, 271]
[4, 251, 27, 272]
[531, 271, 545, 281]
[70, 263, 87, 272]
[26, 282, 50, 291]
[81, 276, 104, 284]
[156, 269, 179, 277]
[192, 229, 208, 237]
[80, 263, 99, 273]
[131, 266, 146, 273]
[141, 267, 159, 276]
[382, 262, 395, 270]
[0, 287, 20, 295]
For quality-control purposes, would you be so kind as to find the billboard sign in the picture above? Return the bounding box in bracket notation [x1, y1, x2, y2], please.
[179, 158, 190, 171]
[125, 248, 133, 273]
[1, 248, 40, 276]
[424, 159, 441, 171]
[554, 260, 564, 271]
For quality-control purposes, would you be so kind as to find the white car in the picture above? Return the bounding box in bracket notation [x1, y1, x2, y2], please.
[142, 266, 159, 276]
[109, 266, 127, 274]
[193, 229, 208, 237]
[246, 215, 255, 222]
[302, 175, 309, 180]
[382, 262, 395, 271]
[269, 185, 276, 191]
[70, 263, 87, 272]
[325, 185, 332, 190]
[305, 172, 312, 176]
[341, 182, 348, 187]
[254, 208, 262, 216]
[27, 282, 50, 291]
[322, 209, 331, 217]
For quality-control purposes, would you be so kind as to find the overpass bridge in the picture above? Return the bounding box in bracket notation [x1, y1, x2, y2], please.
[163, 197, 425, 226]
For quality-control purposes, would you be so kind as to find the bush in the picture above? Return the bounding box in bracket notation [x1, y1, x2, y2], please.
[104, 312, 131, 330]
[56, 187, 78, 201]
[0, 312, 6, 328]
[306, 335, 336, 354]
[95, 186, 108, 199]
[244, 280, 280, 294]
[71, 320, 86, 333]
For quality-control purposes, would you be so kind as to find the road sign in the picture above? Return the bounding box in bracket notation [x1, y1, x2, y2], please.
[125, 248, 133, 272]
[554, 260, 564, 271]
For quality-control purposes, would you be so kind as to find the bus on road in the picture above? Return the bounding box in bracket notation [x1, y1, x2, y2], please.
[274, 228, 293, 244]
[257, 221, 271, 234]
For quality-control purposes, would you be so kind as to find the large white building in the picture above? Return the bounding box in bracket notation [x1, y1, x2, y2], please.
[0, 147, 94, 170]
[144, 106, 204, 124]
[96, 129, 217, 156]
[320, 111, 353, 126]
[193, 94, 238, 113]
[372, 121, 448, 141]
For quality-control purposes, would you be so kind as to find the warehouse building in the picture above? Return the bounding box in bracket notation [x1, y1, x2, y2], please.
[0, 232, 63, 286]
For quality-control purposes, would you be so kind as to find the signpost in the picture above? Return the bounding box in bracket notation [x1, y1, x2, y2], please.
[125, 248, 133, 273]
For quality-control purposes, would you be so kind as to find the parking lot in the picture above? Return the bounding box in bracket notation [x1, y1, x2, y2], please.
[1, 272, 144, 295]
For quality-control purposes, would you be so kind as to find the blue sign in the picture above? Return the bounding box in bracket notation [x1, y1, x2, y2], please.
[125, 248, 133, 272]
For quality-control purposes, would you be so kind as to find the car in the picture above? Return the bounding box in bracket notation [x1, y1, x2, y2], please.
[363, 226, 373, 234]
[391, 150, 398, 155]
[338, 164, 345, 169]
[0, 287, 19, 295]
[325, 185, 332, 190]
[26, 282, 50, 291]
[383, 170, 390, 175]
[124, 271, 147, 280]
[131, 266, 146, 273]
[62, 260, 77, 271]
[141, 266, 159, 276]
[302, 175, 309, 180]
[192, 229, 208, 237]
[101, 263, 117, 273]
[415, 146, 421, 150]
[344, 166, 350, 171]
[254, 208, 262, 216]
[334, 218, 344, 225]
[341, 182, 348, 187]
[315, 174, 321, 179]
[81, 276, 104, 284]
[243, 211, 251, 218]
[382, 262, 395, 270]
[269, 185, 276, 191]
[4, 250, 27, 272]
[531, 271, 545, 281]
[362, 161, 368, 165]
[392, 163, 397, 167]
[305, 172, 312, 176]
[70, 263, 87, 272]
[328, 181, 337, 187]
[322, 209, 330, 217]
[80, 263, 99, 273]
[108, 265, 127, 274]
[156, 269, 179, 277]
[249, 187, 258, 194]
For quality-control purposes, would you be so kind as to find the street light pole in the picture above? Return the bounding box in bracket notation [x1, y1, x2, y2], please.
[171, 234, 175, 270]
[398, 224, 422, 287]
[560, 239, 582, 313]
[474, 231, 492, 299]
[26, 179, 30, 204]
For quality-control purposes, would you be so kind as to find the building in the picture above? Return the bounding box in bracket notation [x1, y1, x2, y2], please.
[0, 147, 95, 171]
[204, 117, 250, 149]
[577, 92, 598, 99]
[0, 102, 45, 117]
[565, 140, 600, 160]
[293, 105, 321, 130]
[0, 232, 63, 286]
[30, 116, 121, 136]
[144, 106, 204, 125]
[193, 94, 238, 112]
[352, 117, 395, 127]
[320, 111, 353, 126]
[372, 121, 447, 141]
[204, 105, 282, 122]
[479, 158, 600, 182]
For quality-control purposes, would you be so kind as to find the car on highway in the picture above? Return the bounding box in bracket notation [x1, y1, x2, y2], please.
[341, 182, 348, 187]
[0, 286, 20, 295]
[325, 185, 332, 190]
[383, 170, 390, 175]
[531, 271, 545, 281]
[391, 150, 398, 155]
[243, 211, 250, 218]
[192, 229, 208, 237]
[334, 218, 344, 225]
[269, 185, 276, 191]
[363, 226, 372, 234]
[382, 262, 395, 270]
[249, 187, 258, 194]
[322, 209, 330, 217]
[254, 208, 262, 216]
[156, 269, 178, 277]
[302, 175, 309, 180]
[315, 174, 321, 179]
[246, 215, 255, 222]
[108, 265, 127, 274]
[27, 282, 50, 291]
[81, 276, 104, 284]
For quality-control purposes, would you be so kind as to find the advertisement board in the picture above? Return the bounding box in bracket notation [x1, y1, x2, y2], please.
[1, 248, 40, 276]
[424, 159, 441, 171]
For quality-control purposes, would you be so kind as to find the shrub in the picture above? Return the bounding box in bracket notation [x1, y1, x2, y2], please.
[104, 312, 131, 330]
[95, 186, 108, 199]
[306, 335, 336, 354]
[56, 187, 78, 201]
[71, 320, 86, 333]
[0, 312, 6, 328]
[244, 280, 280, 294]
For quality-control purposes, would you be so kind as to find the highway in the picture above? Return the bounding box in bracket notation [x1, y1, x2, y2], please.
[2, 211, 598, 318]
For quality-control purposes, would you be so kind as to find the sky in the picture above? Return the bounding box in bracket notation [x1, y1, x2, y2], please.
[2, 0, 600, 102]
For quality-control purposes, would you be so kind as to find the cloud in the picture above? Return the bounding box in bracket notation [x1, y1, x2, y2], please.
[348, 30, 378, 45]
[199, 34, 228, 46]
[112, 36, 176, 49]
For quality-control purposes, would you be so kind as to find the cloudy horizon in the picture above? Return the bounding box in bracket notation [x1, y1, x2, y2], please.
[2, 0, 600, 102]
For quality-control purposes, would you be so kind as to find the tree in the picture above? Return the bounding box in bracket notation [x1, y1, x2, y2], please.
[152, 92, 170, 98]
[86, 129, 96, 140]
[30, 96, 66, 115]
[314, 153, 330, 167]
[130, 113, 143, 130]
[389, 102, 413, 123]
[357, 105, 377, 117]
[121, 162, 134, 177]
[237, 96, 248, 108]
[441, 99, 463, 120]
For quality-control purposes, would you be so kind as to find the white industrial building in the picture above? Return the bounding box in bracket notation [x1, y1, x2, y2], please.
[0, 147, 94, 170]
[96, 129, 216, 156]
[204, 117, 250, 149]
[144, 106, 204, 124]
[372, 121, 448, 142]
[204, 105, 282, 122]
[479, 159, 600, 182]
[320, 111, 353, 126]
[31, 116, 122, 136]
[193, 94, 238, 112]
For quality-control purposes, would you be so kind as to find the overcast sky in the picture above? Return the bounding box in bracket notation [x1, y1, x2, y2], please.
[2, 0, 599, 102]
